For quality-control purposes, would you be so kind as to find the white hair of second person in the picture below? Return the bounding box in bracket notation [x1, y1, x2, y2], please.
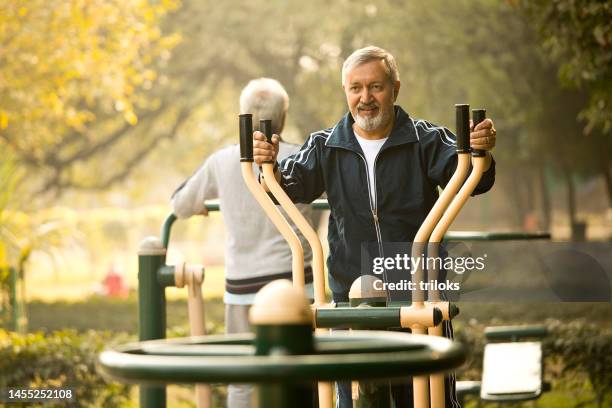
[239, 78, 289, 135]
[341, 46, 400, 86]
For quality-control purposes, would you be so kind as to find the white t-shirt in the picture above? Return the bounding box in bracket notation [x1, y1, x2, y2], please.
[354, 131, 388, 205]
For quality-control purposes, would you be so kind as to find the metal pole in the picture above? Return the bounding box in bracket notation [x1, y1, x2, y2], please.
[138, 237, 167, 408]
[258, 118, 333, 408]
[251, 280, 315, 408]
[409, 105, 473, 408]
[238, 115, 305, 289]
[175, 261, 212, 408]
[427, 108, 488, 407]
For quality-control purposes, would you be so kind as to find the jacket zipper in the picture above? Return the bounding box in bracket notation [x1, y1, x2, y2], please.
[358, 150, 389, 301]
[333, 145, 386, 261]
[371, 151, 383, 246]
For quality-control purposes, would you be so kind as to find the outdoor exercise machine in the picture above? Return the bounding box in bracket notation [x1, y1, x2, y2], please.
[456, 325, 549, 405]
[150, 207, 550, 408]
[115, 206, 550, 408]
[136, 235, 212, 408]
[244, 104, 553, 408]
[100, 107, 469, 408]
[239, 114, 333, 405]
[99, 276, 466, 408]
[240, 113, 454, 407]
[238, 105, 492, 408]
[106, 104, 551, 408]
[414, 106, 491, 407]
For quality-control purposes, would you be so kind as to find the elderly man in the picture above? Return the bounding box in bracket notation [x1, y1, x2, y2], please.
[172, 78, 315, 408]
[253, 46, 497, 407]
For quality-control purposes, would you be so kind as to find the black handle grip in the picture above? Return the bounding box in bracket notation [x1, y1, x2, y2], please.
[455, 104, 470, 153]
[260, 119, 273, 143]
[260, 119, 274, 164]
[472, 109, 487, 157]
[239, 114, 253, 162]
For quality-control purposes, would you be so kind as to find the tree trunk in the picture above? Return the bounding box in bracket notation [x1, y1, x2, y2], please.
[538, 164, 551, 230]
[596, 136, 611, 207]
[525, 166, 536, 210]
[562, 165, 576, 224]
[509, 167, 527, 227]
[600, 162, 612, 207]
[562, 164, 585, 240]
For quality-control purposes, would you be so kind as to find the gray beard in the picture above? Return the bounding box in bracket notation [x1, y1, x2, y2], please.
[354, 113, 381, 131]
[353, 108, 390, 132]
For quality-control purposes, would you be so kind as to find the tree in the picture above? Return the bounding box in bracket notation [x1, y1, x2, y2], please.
[0, 0, 180, 197]
[518, 0, 612, 206]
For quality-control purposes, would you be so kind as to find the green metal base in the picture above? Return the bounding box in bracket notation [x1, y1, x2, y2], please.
[99, 331, 465, 384]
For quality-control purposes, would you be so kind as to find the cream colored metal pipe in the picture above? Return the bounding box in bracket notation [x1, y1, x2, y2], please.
[261, 164, 326, 305]
[429, 157, 488, 245]
[411, 153, 472, 303]
[239, 115, 326, 403]
[427, 155, 488, 408]
[175, 262, 211, 408]
[427, 155, 489, 301]
[261, 163, 333, 408]
[400, 305, 441, 328]
[410, 153, 471, 408]
[240, 162, 305, 289]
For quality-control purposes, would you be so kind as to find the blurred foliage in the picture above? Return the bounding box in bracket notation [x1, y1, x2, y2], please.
[0, 266, 13, 328]
[546, 319, 612, 408]
[519, 0, 612, 135]
[0, 328, 131, 407]
[0, 0, 609, 228]
[0, 156, 23, 264]
[516, 0, 612, 211]
[127, 0, 610, 228]
[0, 155, 69, 331]
[456, 317, 612, 407]
[0, 0, 181, 195]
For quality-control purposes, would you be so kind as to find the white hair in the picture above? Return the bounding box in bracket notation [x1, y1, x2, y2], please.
[341, 46, 400, 85]
[239, 78, 289, 135]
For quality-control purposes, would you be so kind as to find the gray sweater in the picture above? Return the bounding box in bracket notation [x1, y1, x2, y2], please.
[171, 142, 314, 288]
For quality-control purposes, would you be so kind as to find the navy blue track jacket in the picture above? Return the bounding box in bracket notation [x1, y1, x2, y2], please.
[279, 106, 496, 301]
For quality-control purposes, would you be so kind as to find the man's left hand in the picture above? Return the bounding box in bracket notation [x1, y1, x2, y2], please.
[470, 118, 496, 151]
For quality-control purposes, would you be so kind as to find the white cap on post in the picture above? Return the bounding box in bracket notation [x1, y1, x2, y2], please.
[349, 275, 386, 300]
[138, 236, 166, 256]
[250, 279, 312, 325]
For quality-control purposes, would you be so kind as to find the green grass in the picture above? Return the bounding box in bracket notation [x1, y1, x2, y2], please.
[26, 294, 226, 335]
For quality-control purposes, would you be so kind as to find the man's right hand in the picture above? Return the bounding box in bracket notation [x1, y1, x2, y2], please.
[253, 131, 279, 166]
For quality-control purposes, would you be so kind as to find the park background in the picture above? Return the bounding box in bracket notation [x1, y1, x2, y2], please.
[0, 0, 610, 407]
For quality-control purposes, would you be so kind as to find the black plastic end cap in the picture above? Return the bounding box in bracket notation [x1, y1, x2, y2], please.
[449, 303, 460, 319]
[239, 114, 253, 161]
[455, 104, 470, 153]
[433, 307, 443, 326]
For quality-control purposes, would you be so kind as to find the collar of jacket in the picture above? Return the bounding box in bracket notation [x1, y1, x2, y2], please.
[325, 105, 419, 153]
